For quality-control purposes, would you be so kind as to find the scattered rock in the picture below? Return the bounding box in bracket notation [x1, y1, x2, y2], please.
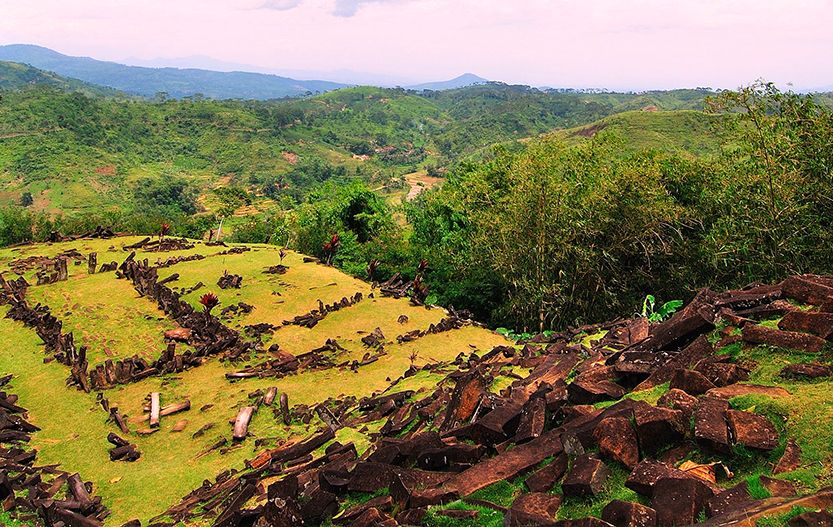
[601, 500, 657, 527]
[651, 476, 714, 526]
[726, 409, 779, 451]
[562, 455, 610, 498]
[594, 416, 639, 468]
[774, 439, 802, 474]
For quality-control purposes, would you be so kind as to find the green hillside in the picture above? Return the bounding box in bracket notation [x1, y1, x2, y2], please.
[554, 109, 730, 157]
[0, 60, 119, 96]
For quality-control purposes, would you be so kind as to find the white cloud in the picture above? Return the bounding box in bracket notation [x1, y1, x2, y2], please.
[258, 0, 303, 10]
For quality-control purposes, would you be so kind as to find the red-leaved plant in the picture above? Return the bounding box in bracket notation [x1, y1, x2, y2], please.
[199, 292, 220, 314]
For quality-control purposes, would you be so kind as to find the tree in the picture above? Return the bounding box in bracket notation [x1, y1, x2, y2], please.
[20, 192, 33, 207]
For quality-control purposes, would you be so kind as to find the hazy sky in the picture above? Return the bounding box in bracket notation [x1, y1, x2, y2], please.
[1, 0, 831, 90]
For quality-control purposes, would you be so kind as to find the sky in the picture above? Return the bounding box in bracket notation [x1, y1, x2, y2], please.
[1, 0, 832, 90]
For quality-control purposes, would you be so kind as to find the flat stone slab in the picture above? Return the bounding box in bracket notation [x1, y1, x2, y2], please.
[706, 383, 791, 399]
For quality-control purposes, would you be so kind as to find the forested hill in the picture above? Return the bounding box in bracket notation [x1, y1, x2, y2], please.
[0, 44, 347, 99]
[0, 61, 120, 96]
[0, 77, 717, 218]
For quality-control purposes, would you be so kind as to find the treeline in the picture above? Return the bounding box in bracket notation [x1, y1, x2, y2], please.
[3, 83, 831, 332]
[276, 83, 833, 331]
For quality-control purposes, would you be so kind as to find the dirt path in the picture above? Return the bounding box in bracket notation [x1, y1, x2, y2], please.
[404, 171, 443, 201]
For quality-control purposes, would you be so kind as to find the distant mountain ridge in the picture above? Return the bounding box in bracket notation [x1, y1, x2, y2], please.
[407, 73, 489, 91]
[0, 60, 119, 96]
[0, 44, 347, 100]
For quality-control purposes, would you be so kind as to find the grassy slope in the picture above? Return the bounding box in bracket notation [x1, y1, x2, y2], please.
[552, 109, 729, 158]
[0, 236, 508, 525]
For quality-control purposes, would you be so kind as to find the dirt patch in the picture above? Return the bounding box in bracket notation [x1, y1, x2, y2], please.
[572, 123, 608, 138]
[282, 152, 298, 165]
[405, 171, 444, 201]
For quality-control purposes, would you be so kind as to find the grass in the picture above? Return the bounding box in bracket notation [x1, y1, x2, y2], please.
[27, 272, 184, 364]
[0, 237, 509, 525]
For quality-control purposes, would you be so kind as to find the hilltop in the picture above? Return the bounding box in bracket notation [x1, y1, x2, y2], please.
[407, 73, 489, 92]
[0, 236, 831, 527]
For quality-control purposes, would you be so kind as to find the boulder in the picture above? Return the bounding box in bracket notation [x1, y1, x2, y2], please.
[594, 416, 639, 469]
[726, 409, 779, 451]
[562, 455, 610, 498]
[670, 369, 716, 395]
[705, 481, 753, 518]
[633, 402, 686, 455]
[524, 453, 568, 493]
[514, 397, 547, 444]
[625, 460, 695, 498]
[601, 500, 657, 527]
[695, 361, 750, 387]
[656, 389, 698, 421]
[567, 378, 626, 405]
[694, 397, 731, 453]
[779, 311, 833, 339]
[437, 429, 563, 497]
[505, 492, 563, 527]
[651, 476, 714, 526]
[742, 323, 826, 353]
[780, 363, 833, 380]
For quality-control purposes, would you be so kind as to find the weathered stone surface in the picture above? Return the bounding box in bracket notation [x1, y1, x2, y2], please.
[706, 481, 753, 518]
[637, 335, 716, 390]
[625, 460, 703, 498]
[514, 396, 547, 444]
[694, 397, 730, 453]
[594, 416, 639, 468]
[562, 455, 610, 498]
[441, 371, 489, 431]
[505, 492, 563, 527]
[651, 476, 714, 527]
[759, 475, 797, 497]
[780, 363, 833, 380]
[695, 361, 750, 387]
[787, 510, 833, 527]
[773, 439, 802, 474]
[164, 327, 192, 342]
[742, 323, 826, 353]
[601, 500, 657, 527]
[779, 311, 833, 339]
[670, 369, 717, 395]
[782, 275, 833, 305]
[698, 487, 833, 527]
[524, 453, 568, 493]
[437, 430, 563, 497]
[707, 383, 791, 399]
[633, 402, 686, 455]
[656, 388, 698, 421]
[726, 409, 779, 451]
[633, 292, 717, 354]
[567, 378, 626, 405]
